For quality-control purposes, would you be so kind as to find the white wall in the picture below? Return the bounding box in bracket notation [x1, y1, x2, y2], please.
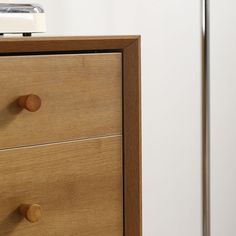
[13, 0, 202, 235]
[210, 1, 236, 235]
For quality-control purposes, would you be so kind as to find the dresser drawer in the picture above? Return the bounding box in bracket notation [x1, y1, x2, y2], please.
[0, 53, 122, 149]
[0, 136, 123, 236]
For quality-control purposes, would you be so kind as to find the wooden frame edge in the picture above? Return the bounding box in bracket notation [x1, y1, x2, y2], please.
[0, 35, 140, 53]
[123, 37, 142, 236]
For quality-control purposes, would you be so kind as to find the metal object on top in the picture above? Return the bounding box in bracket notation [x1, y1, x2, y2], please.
[0, 3, 44, 13]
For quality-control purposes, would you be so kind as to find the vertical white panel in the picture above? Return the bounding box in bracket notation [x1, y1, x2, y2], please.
[210, 1, 236, 235]
[8, 0, 202, 235]
[138, 1, 202, 235]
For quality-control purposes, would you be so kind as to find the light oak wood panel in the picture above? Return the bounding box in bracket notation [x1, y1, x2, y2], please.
[0, 136, 123, 236]
[0, 53, 122, 149]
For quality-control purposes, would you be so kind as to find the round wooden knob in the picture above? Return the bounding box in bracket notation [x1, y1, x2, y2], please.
[19, 204, 42, 223]
[18, 94, 41, 112]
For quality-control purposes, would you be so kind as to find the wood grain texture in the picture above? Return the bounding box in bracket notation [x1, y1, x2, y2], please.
[0, 53, 122, 149]
[123, 37, 142, 236]
[0, 136, 123, 236]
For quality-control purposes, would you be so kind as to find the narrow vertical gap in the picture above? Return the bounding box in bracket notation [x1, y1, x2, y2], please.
[202, 0, 210, 235]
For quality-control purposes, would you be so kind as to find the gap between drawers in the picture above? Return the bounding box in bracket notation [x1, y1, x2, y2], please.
[0, 133, 122, 152]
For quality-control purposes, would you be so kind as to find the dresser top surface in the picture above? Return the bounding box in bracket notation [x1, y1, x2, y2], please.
[0, 35, 140, 54]
[0, 35, 140, 41]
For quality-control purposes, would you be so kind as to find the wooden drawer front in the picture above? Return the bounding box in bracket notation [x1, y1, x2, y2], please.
[0, 136, 123, 236]
[0, 53, 122, 149]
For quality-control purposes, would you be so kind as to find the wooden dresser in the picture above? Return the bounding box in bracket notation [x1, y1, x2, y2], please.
[0, 36, 141, 236]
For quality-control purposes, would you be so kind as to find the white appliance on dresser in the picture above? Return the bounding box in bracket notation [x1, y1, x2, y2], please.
[0, 2, 46, 36]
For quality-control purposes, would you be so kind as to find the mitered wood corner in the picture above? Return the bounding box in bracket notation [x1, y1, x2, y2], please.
[0, 36, 142, 236]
